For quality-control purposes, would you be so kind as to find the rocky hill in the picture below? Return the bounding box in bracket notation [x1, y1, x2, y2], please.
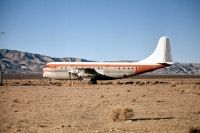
[147, 63, 200, 75]
[0, 49, 200, 75]
[0, 49, 89, 74]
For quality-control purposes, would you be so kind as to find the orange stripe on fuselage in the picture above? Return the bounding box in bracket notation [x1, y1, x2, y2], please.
[134, 64, 167, 75]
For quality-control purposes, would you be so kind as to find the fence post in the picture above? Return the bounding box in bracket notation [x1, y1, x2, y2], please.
[0, 65, 3, 86]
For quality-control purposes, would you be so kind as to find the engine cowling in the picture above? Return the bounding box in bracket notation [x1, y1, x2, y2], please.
[69, 69, 79, 74]
[69, 69, 97, 78]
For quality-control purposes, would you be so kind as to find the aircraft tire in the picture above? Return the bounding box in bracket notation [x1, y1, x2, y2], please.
[89, 78, 97, 84]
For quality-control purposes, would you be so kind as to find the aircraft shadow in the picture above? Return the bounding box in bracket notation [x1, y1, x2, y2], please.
[127, 117, 175, 121]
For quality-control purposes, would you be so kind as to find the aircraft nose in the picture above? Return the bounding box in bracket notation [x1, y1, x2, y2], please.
[43, 72, 46, 78]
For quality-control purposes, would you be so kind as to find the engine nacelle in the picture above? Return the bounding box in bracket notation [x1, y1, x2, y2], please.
[70, 69, 97, 78]
[77, 71, 95, 78]
[69, 69, 79, 74]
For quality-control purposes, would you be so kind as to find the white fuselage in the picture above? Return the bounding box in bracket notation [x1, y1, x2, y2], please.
[43, 62, 168, 80]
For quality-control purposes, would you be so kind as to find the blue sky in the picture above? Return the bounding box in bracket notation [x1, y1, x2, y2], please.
[0, 0, 200, 63]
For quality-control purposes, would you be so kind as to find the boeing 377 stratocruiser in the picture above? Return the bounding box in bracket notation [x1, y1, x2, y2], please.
[43, 37, 173, 84]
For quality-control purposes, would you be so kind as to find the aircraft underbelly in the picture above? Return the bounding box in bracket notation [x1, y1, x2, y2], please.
[44, 71, 79, 80]
[103, 69, 135, 78]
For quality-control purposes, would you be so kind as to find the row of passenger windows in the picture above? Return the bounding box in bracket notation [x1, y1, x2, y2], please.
[59, 67, 136, 70]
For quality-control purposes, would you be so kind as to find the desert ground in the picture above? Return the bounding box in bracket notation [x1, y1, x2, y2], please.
[0, 77, 200, 133]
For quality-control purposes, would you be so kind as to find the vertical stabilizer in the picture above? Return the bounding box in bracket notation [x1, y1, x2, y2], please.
[139, 37, 173, 64]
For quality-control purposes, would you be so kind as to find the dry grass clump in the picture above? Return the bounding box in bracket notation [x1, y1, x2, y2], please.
[13, 82, 20, 85]
[189, 126, 200, 133]
[112, 107, 134, 122]
[12, 98, 20, 103]
[21, 81, 31, 86]
[170, 82, 177, 87]
[125, 81, 134, 85]
[135, 81, 145, 85]
[131, 98, 137, 103]
[152, 81, 159, 85]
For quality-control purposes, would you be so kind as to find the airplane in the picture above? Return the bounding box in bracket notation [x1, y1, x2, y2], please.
[43, 36, 173, 84]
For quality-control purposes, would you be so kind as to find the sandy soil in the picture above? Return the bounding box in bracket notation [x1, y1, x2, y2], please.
[0, 78, 200, 133]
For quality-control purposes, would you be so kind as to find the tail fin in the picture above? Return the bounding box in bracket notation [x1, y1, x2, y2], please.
[139, 37, 173, 64]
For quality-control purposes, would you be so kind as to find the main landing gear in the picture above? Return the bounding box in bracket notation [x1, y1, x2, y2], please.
[88, 78, 97, 84]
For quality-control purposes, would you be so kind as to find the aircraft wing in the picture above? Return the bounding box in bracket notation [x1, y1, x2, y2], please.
[70, 68, 103, 78]
[83, 68, 99, 74]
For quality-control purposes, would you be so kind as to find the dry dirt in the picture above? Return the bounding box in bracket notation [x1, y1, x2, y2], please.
[0, 78, 200, 133]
